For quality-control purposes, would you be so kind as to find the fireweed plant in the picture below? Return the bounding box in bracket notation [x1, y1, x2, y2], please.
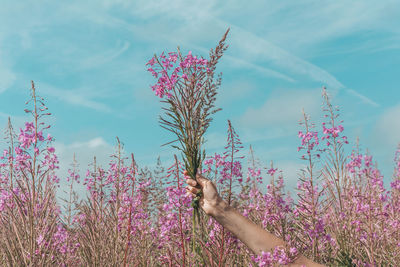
[146, 29, 229, 247]
[2, 83, 400, 265]
[0, 82, 63, 265]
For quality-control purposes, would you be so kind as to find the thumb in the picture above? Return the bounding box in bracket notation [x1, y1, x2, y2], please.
[196, 173, 209, 187]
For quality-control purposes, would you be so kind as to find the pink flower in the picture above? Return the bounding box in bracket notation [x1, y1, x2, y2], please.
[267, 168, 277, 176]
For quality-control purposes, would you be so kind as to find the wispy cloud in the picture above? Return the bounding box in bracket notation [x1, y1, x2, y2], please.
[217, 79, 257, 103]
[273, 160, 305, 189]
[226, 24, 344, 89]
[227, 1, 400, 53]
[54, 136, 115, 197]
[0, 0, 397, 188]
[0, 52, 16, 93]
[366, 103, 400, 180]
[40, 84, 112, 113]
[347, 89, 380, 107]
[79, 41, 131, 70]
[224, 55, 295, 82]
[55, 137, 115, 178]
[0, 68, 15, 94]
[239, 88, 322, 128]
[221, 21, 386, 110]
[0, 111, 31, 131]
[373, 104, 400, 147]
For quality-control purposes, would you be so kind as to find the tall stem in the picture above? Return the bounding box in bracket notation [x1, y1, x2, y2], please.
[113, 138, 122, 264]
[219, 120, 235, 266]
[175, 155, 186, 267]
[123, 154, 136, 267]
[29, 81, 38, 262]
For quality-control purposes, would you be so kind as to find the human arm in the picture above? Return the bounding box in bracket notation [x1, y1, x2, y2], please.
[185, 171, 324, 267]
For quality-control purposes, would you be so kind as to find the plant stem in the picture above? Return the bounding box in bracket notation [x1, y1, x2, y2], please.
[123, 153, 136, 267]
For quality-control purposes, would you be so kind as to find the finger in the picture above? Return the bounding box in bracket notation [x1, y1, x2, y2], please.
[186, 185, 199, 195]
[185, 188, 196, 197]
[183, 170, 192, 180]
[196, 173, 209, 186]
[186, 179, 197, 187]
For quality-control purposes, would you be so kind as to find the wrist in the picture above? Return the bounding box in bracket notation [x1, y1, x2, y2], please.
[209, 197, 228, 218]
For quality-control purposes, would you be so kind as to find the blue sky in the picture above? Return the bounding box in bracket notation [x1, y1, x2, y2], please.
[1, 0, 399, 193]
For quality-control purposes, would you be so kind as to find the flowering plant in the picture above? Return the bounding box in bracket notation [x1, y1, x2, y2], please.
[146, 30, 229, 221]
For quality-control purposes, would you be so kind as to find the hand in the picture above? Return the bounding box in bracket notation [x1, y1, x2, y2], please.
[184, 170, 225, 217]
[184, 174, 322, 266]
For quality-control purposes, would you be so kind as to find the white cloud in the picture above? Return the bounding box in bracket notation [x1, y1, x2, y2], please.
[240, 88, 322, 129]
[54, 137, 115, 198]
[98, 0, 399, 51]
[203, 131, 227, 151]
[224, 55, 295, 82]
[65, 1, 343, 91]
[274, 160, 304, 190]
[0, 67, 16, 93]
[87, 137, 108, 148]
[0, 111, 31, 130]
[55, 137, 114, 173]
[218, 79, 256, 103]
[39, 83, 112, 113]
[101, 0, 217, 21]
[346, 89, 380, 107]
[373, 104, 400, 147]
[226, 24, 344, 89]
[224, 1, 399, 53]
[0, 51, 16, 93]
[359, 103, 400, 182]
[79, 40, 131, 70]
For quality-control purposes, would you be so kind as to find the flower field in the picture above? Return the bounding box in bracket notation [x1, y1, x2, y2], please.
[0, 30, 399, 267]
[0, 77, 399, 267]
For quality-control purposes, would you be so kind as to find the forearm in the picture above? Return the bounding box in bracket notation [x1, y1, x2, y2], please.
[211, 200, 324, 267]
[212, 200, 284, 254]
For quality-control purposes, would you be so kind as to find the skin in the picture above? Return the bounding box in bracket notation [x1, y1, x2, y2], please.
[185, 171, 325, 267]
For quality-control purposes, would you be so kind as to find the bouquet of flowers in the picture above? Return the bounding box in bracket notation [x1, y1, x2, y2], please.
[146, 28, 229, 240]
